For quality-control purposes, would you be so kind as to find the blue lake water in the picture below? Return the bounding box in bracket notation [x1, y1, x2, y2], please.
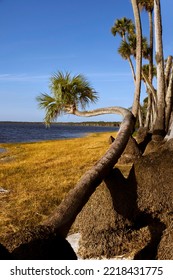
[0, 122, 118, 144]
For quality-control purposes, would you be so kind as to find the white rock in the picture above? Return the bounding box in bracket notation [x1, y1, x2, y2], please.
[66, 233, 81, 257]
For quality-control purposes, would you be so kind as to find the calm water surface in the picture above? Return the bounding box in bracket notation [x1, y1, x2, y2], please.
[0, 122, 118, 144]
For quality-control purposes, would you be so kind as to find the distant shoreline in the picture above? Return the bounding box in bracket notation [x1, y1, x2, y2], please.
[0, 122, 118, 144]
[0, 121, 120, 127]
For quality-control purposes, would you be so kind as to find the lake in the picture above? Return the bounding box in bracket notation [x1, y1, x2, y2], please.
[0, 122, 118, 144]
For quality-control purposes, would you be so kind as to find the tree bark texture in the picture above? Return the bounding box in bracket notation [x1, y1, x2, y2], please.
[165, 64, 173, 131]
[152, 0, 166, 140]
[148, 10, 154, 84]
[131, 0, 142, 118]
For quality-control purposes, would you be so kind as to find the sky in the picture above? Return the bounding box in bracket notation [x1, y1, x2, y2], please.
[0, 0, 173, 123]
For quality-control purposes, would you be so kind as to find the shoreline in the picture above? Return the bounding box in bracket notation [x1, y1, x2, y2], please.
[0, 122, 118, 144]
[0, 132, 102, 145]
[0, 120, 120, 127]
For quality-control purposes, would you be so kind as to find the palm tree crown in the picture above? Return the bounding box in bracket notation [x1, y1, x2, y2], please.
[111, 17, 135, 40]
[118, 34, 149, 60]
[37, 71, 98, 125]
[138, 0, 154, 13]
[142, 64, 156, 80]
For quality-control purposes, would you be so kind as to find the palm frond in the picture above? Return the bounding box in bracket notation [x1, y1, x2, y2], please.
[138, 0, 154, 12]
[142, 64, 157, 79]
[118, 41, 131, 59]
[111, 17, 135, 38]
[36, 71, 98, 124]
[44, 102, 63, 126]
[36, 93, 63, 125]
[36, 93, 55, 109]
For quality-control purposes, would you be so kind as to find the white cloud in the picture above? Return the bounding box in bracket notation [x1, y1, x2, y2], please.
[0, 73, 49, 82]
[0, 71, 132, 83]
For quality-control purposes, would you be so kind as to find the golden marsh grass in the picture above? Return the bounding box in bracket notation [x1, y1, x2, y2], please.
[0, 131, 118, 239]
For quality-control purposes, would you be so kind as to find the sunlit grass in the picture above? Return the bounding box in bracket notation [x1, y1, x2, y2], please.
[0, 131, 118, 238]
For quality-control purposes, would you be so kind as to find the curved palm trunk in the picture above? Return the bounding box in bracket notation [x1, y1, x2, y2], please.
[142, 71, 157, 105]
[43, 107, 135, 237]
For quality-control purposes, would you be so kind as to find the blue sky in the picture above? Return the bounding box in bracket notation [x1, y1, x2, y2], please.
[0, 0, 172, 122]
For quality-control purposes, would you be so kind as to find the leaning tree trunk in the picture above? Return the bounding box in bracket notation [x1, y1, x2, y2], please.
[128, 57, 136, 83]
[43, 107, 135, 237]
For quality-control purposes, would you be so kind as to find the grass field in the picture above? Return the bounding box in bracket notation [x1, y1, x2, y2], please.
[0, 131, 121, 239]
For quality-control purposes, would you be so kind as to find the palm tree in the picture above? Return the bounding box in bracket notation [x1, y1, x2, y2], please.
[37, 71, 98, 125]
[43, 106, 134, 236]
[137, 1, 155, 130]
[111, 17, 136, 82]
[117, 34, 149, 83]
[111, 13, 148, 121]
[111, 17, 135, 40]
[117, 40, 136, 81]
[112, 12, 152, 127]
[37, 71, 135, 236]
